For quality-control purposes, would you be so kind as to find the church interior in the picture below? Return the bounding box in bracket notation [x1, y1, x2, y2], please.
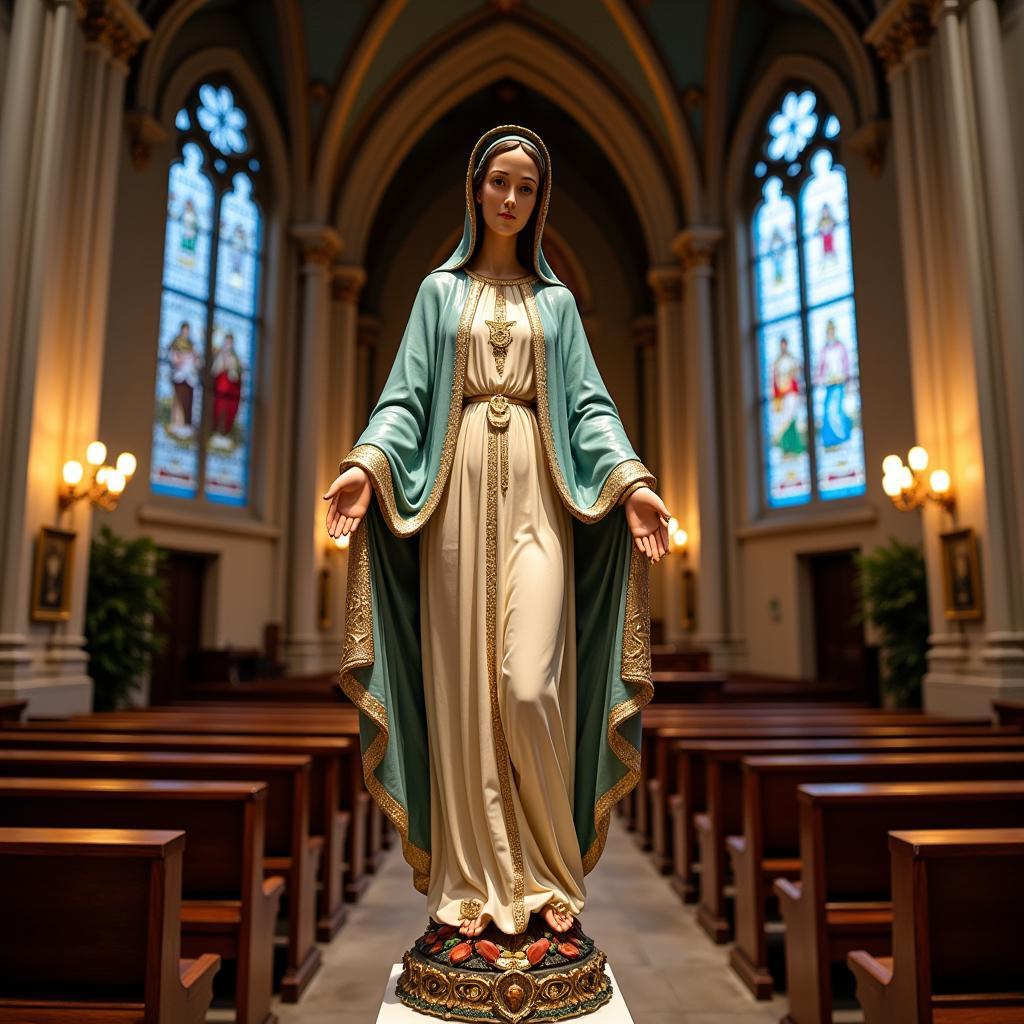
[2, 0, 1024, 1020]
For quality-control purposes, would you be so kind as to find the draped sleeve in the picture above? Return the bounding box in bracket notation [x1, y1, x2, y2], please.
[528, 283, 656, 520]
[337, 272, 467, 535]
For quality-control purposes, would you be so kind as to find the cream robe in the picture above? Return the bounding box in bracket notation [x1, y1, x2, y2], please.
[419, 272, 586, 935]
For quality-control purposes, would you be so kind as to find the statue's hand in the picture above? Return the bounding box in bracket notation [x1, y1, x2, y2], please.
[323, 466, 372, 539]
[625, 487, 671, 563]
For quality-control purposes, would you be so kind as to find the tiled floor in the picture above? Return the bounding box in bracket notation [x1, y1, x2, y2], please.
[271, 813, 800, 1023]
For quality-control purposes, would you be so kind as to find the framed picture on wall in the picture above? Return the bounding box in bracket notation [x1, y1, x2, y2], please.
[939, 527, 983, 621]
[30, 526, 76, 622]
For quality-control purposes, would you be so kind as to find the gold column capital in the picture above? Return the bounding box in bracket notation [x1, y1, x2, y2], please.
[646, 266, 682, 305]
[124, 110, 168, 171]
[849, 118, 892, 178]
[77, 0, 151, 69]
[332, 265, 367, 304]
[291, 224, 343, 270]
[631, 314, 657, 349]
[357, 313, 382, 349]
[865, 0, 938, 78]
[672, 226, 724, 277]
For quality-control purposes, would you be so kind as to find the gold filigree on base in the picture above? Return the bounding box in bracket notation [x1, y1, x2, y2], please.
[397, 947, 612, 1022]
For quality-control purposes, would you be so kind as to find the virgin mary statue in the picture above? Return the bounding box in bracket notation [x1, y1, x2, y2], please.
[324, 124, 670, 944]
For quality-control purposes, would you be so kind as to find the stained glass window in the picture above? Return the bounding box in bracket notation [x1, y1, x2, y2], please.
[749, 87, 866, 509]
[150, 82, 264, 507]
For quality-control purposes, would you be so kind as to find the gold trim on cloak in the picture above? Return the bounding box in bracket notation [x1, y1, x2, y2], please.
[337, 275, 656, 893]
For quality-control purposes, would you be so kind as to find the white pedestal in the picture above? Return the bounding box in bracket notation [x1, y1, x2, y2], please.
[376, 962, 633, 1022]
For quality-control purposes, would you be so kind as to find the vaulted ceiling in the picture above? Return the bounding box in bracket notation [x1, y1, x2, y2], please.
[131, 0, 884, 310]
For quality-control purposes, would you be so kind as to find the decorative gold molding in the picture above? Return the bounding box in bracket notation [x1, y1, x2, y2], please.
[672, 226, 724, 276]
[630, 314, 656, 349]
[849, 118, 891, 178]
[332, 265, 367, 304]
[291, 224, 343, 269]
[124, 109, 168, 171]
[646, 266, 682, 305]
[865, 0, 937, 77]
[77, 0, 151, 67]
[357, 313, 382, 349]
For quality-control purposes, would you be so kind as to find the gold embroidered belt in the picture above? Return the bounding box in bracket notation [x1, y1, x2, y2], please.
[462, 394, 534, 496]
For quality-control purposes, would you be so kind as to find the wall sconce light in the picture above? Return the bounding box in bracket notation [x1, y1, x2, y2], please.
[881, 446, 954, 512]
[332, 533, 350, 551]
[667, 517, 689, 556]
[60, 442, 137, 512]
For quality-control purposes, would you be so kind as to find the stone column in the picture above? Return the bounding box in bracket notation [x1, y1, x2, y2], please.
[630, 315, 658, 477]
[867, 0, 1024, 711]
[0, 0, 149, 713]
[646, 266, 685, 643]
[356, 313, 382, 426]
[332, 266, 367, 460]
[868, 3, 968, 684]
[960, 0, 1024, 679]
[284, 225, 342, 674]
[324, 265, 366, 646]
[673, 227, 738, 667]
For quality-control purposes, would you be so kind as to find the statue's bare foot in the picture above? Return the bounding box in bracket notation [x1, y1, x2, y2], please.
[542, 903, 574, 933]
[459, 913, 491, 937]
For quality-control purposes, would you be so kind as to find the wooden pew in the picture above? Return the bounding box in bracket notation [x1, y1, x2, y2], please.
[674, 732, 1024, 910]
[726, 752, 1024, 998]
[0, 827, 220, 1023]
[776, 781, 1024, 1024]
[57, 705, 387, 871]
[848, 829, 1024, 1024]
[0, 779, 281, 1024]
[649, 645, 710, 671]
[0, 729, 353, 937]
[164, 703, 394, 856]
[0, 700, 26, 722]
[9, 708, 382, 891]
[647, 670, 727, 703]
[994, 699, 1024, 729]
[659, 724, 1019, 901]
[0, 750, 320, 1001]
[636, 714, 998, 849]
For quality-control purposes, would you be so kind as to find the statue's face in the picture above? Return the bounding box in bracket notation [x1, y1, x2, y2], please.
[474, 144, 539, 243]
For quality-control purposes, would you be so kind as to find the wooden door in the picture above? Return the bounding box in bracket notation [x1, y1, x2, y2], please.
[809, 549, 873, 698]
[149, 550, 208, 705]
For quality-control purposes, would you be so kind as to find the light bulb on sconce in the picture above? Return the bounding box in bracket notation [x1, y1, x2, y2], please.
[666, 517, 689, 556]
[334, 534, 350, 551]
[58, 441, 136, 512]
[907, 446, 928, 472]
[930, 469, 951, 496]
[116, 452, 137, 479]
[880, 446, 955, 513]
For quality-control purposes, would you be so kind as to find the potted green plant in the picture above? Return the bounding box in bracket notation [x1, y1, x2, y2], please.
[854, 537, 929, 708]
[84, 525, 168, 711]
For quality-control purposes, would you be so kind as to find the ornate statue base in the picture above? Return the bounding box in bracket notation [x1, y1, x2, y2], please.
[396, 915, 612, 1022]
